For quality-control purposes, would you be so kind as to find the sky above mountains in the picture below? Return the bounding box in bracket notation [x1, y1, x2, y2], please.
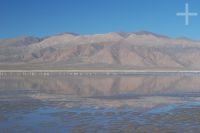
[1, 0, 200, 39]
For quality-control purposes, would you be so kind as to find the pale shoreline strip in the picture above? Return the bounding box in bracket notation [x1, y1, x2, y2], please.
[0, 70, 200, 73]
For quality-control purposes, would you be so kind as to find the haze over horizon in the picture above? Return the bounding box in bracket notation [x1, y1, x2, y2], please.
[1, 0, 200, 39]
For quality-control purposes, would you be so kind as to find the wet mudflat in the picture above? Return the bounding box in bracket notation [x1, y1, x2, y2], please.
[0, 74, 200, 133]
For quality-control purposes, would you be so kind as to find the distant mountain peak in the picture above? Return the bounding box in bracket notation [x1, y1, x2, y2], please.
[134, 31, 170, 39]
[114, 31, 171, 39]
[0, 36, 42, 47]
[57, 32, 79, 36]
[115, 32, 132, 38]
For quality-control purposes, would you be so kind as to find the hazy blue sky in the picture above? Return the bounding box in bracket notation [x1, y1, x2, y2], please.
[0, 0, 200, 39]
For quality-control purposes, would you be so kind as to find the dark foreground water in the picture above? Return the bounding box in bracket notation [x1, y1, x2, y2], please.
[1, 74, 200, 132]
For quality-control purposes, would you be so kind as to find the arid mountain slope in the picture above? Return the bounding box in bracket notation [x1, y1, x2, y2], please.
[0, 31, 200, 70]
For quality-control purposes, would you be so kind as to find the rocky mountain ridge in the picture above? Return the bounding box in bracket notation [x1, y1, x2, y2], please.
[0, 31, 200, 70]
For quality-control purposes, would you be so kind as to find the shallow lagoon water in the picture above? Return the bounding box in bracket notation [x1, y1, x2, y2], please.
[0, 74, 200, 132]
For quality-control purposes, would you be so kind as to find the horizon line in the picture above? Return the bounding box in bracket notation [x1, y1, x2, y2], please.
[1, 30, 199, 41]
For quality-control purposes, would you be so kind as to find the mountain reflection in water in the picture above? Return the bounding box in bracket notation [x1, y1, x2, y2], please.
[0, 74, 200, 132]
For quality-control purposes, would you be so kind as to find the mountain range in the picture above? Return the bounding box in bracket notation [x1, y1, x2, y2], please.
[0, 31, 200, 70]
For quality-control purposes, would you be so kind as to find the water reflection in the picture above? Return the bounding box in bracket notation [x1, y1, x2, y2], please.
[1, 74, 200, 132]
[0, 75, 200, 110]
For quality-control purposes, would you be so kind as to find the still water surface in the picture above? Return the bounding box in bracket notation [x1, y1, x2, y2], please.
[0, 74, 200, 132]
